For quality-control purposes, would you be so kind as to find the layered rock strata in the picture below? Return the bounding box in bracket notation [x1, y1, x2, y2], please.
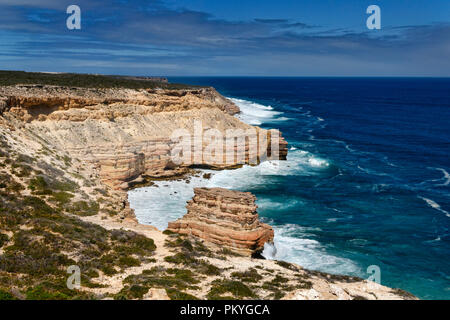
[167, 187, 274, 256]
[0, 85, 239, 119]
[0, 85, 287, 190]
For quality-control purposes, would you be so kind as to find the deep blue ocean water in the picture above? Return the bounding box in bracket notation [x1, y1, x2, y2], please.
[162, 77, 449, 299]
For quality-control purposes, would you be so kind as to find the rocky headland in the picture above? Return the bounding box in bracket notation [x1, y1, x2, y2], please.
[0, 71, 415, 300]
[0, 84, 287, 190]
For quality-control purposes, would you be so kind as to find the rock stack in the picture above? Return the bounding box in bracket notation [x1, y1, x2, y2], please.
[167, 187, 274, 256]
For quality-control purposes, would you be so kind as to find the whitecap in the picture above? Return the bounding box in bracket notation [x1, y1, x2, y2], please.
[262, 224, 361, 275]
[418, 196, 450, 218]
[357, 165, 391, 177]
[228, 97, 287, 125]
[308, 157, 329, 168]
[429, 167, 450, 186]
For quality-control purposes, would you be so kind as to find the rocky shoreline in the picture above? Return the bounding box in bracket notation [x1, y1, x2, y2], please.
[0, 72, 416, 300]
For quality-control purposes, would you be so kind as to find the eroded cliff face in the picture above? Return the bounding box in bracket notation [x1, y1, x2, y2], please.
[0, 85, 239, 120]
[0, 85, 287, 190]
[167, 187, 274, 256]
[0, 80, 416, 300]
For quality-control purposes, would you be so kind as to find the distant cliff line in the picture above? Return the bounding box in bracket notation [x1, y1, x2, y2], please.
[0, 70, 178, 89]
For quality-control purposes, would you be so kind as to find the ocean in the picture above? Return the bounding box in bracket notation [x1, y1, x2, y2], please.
[128, 77, 450, 299]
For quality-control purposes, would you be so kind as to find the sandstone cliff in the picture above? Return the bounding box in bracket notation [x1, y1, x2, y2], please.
[167, 188, 274, 256]
[0, 85, 287, 190]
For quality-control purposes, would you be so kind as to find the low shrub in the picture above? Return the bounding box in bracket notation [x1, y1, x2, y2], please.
[207, 279, 256, 299]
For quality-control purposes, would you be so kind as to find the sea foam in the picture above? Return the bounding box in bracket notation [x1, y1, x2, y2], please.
[228, 97, 287, 125]
[431, 167, 450, 186]
[262, 223, 361, 275]
[419, 196, 450, 217]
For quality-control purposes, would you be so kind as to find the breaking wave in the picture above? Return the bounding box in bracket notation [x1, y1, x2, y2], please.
[262, 223, 361, 275]
[228, 97, 288, 125]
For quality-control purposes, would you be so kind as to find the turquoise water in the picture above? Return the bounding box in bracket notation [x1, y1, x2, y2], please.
[132, 77, 450, 299]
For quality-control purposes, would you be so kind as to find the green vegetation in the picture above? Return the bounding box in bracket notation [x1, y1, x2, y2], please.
[0, 289, 16, 300]
[28, 175, 78, 196]
[260, 274, 313, 299]
[115, 266, 201, 300]
[218, 247, 243, 257]
[0, 234, 8, 247]
[231, 268, 263, 283]
[50, 191, 74, 205]
[0, 70, 202, 90]
[69, 200, 100, 216]
[163, 234, 220, 276]
[115, 285, 149, 300]
[207, 279, 256, 299]
[166, 288, 199, 300]
[0, 147, 157, 300]
[164, 235, 211, 255]
[164, 252, 220, 276]
[275, 260, 298, 271]
[26, 285, 70, 300]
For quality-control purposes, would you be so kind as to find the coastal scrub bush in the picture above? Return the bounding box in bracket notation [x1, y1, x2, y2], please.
[166, 288, 199, 300]
[164, 251, 220, 275]
[0, 233, 9, 247]
[166, 268, 199, 284]
[51, 179, 78, 192]
[118, 256, 141, 268]
[218, 248, 242, 257]
[0, 289, 16, 300]
[110, 229, 156, 255]
[164, 252, 196, 265]
[275, 260, 298, 271]
[231, 268, 263, 283]
[114, 285, 149, 300]
[8, 181, 25, 193]
[12, 163, 33, 177]
[69, 200, 99, 216]
[25, 285, 69, 300]
[121, 266, 201, 297]
[28, 176, 48, 192]
[165, 237, 193, 250]
[207, 279, 256, 299]
[50, 191, 74, 205]
[16, 154, 35, 164]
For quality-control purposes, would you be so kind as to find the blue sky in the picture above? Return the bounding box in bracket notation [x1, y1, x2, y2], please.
[0, 0, 449, 76]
